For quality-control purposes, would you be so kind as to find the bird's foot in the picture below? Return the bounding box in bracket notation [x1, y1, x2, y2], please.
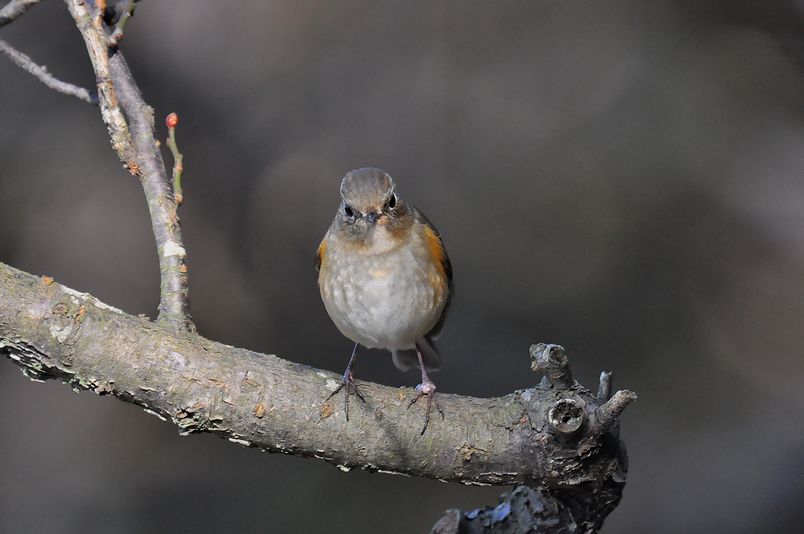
[326, 370, 366, 421]
[408, 378, 444, 435]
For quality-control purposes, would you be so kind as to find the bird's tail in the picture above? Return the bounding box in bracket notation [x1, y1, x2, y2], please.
[392, 336, 441, 372]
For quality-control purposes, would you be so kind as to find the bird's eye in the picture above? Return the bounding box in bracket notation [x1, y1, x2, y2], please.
[343, 204, 355, 218]
[387, 193, 397, 210]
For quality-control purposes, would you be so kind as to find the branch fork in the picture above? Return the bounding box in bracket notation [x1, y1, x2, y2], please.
[63, 0, 194, 331]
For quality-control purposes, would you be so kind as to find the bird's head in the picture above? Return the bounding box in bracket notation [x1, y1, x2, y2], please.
[337, 167, 408, 226]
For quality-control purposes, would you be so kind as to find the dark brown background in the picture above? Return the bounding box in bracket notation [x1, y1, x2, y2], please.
[2, 1, 803, 532]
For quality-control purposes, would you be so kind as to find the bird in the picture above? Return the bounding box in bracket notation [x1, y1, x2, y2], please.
[316, 167, 452, 434]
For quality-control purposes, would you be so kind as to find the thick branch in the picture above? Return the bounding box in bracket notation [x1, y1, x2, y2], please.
[0, 261, 634, 517]
[64, 0, 193, 332]
[0, 38, 96, 103]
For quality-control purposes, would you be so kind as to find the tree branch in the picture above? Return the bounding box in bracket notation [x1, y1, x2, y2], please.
[0, 1, 95, 104]
[63, 0, 193, 332]
[107, 51, 194, 332]
[0, 38, 96, 103]
[0, 262, 635, 531]
[0, 0, 40, 28]
[63, 0, 134, 163]
[107, 0, 137, 47]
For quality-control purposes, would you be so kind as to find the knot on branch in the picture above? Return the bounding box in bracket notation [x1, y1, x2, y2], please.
[548, 398, 585, 437]
[528, 344, 638, 439]
[530, 343, 572, 389]
[430, 342, 639, 532]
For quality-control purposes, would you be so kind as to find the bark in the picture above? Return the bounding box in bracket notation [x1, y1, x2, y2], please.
[0, 261, 634, 532]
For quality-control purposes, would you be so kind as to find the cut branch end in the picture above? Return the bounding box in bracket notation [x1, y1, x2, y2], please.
[530, 343, 573, 389]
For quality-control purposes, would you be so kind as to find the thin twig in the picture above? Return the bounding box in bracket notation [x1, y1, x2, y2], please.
[107, 0, 137, 46]
[0, 38, 96, 104]
[0, 0, 40, 28]
[598, 370, 612, 402]
[165, 112, 184, 205]
[592, 389, 638, 433]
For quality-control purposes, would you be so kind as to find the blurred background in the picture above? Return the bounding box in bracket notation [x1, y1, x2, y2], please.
[2, 1, 803, 532]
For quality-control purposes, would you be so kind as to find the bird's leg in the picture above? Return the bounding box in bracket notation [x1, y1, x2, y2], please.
[326, 342, 366, 421]
[408, 343, 444, 435]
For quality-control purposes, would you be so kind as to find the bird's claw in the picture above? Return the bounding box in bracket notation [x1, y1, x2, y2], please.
[408, 380, 444, 435]
[326, 371, 366, 421]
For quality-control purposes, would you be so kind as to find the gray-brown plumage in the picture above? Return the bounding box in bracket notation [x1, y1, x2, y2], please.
[316, 167, 452, 433]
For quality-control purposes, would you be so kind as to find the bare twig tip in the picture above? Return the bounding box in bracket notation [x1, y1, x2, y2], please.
[0, 1, 43, 30]
[597, 371, 612, 402]
[165, 113, 184, 205]
[594, 389, 637, 431]
[0, 38, 96, 105]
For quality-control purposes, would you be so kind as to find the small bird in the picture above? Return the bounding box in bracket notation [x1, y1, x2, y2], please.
[316, 167, 452, 434]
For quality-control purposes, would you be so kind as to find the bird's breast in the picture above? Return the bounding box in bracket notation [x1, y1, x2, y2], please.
[318, 229, 448, 350]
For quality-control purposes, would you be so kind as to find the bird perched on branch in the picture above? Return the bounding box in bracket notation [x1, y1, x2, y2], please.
[316, 167, 452, 434]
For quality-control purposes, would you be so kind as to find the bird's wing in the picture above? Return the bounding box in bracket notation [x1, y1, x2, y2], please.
[415, 208, 453, 340]
[315, 237, 327, 273]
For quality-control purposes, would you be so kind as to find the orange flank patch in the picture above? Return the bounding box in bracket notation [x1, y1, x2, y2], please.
[424, 225, 448, 280]
[315, 239, 327, 272]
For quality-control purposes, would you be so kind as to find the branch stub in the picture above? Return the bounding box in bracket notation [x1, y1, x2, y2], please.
[548, 398, 585, 436]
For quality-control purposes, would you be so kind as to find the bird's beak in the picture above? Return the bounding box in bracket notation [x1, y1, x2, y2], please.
[366, 211, 380, 224]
